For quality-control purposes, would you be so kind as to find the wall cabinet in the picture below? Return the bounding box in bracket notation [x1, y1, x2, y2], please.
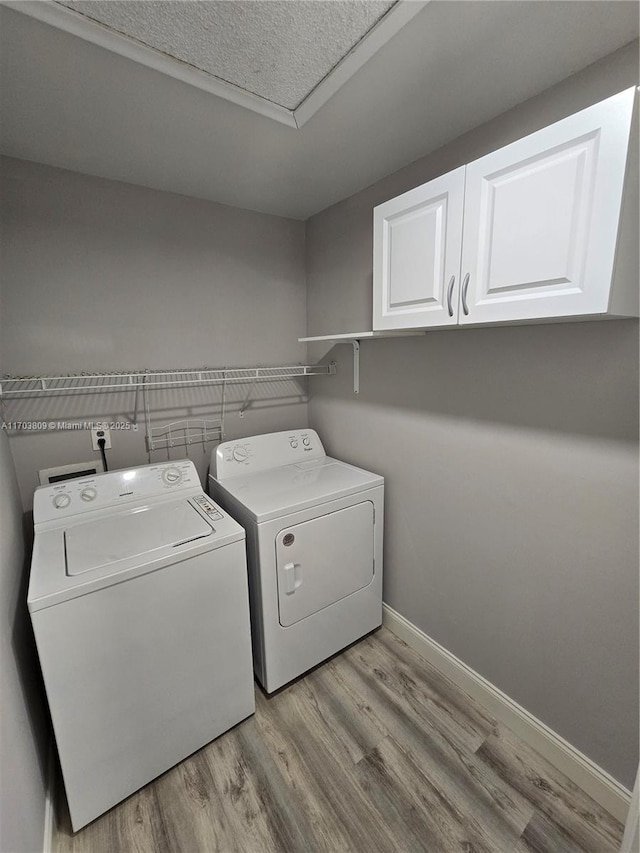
[373, 87, 637, 330]
[372, 167, 465, 329]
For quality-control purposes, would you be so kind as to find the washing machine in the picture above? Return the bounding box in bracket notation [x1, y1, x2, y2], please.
[28, 460, 255, 831]
[208, 429, 383, 693]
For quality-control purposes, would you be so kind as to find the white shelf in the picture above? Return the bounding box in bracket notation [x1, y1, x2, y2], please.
[0, 363, 337, 451]
[298, 330, 425, 393]
[298, 330, 425, 343]
[0, 364, 334, 398]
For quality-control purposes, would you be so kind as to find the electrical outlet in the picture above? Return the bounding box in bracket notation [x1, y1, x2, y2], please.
[91, 427, 112, 451]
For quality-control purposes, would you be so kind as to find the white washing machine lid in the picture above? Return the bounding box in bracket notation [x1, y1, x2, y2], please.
[65, 501, 213, 576]
[211, 457, 383, 522]
[28, 496, 246, 612]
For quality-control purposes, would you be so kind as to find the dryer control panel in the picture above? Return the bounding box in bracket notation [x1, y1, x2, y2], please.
[34, 460, 201, 523]
[214, 429, 325, 479]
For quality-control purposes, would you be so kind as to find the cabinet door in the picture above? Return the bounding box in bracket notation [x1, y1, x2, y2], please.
[459, 88, 636, 325]
[373, 166, 465, 329]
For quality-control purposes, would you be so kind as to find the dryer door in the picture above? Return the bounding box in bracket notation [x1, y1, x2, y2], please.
[276, 501, 374, 628]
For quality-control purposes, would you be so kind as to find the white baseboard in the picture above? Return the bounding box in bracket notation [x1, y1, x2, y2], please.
[382, 603, 632, 824]
[42, 739, 55, 853]
[620, 766, 639, 853]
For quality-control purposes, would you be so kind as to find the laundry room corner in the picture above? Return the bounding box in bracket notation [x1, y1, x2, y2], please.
[0, 156, 311, 511]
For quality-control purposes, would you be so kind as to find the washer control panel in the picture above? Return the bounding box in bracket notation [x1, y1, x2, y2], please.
[214, 429, 325, 479]
[34, 460, 201, 523]
[192, 494, 223, 520]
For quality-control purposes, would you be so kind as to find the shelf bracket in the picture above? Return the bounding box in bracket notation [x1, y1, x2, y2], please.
[351, 340, 360, 394]
[298, 329, 425, 395]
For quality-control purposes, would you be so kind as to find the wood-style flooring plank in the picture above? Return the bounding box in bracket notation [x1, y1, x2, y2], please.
[204, 716, 319, 853]
[253, 683, 401, 852]
[373, 628, 500, 745]
[477, 725, 624, 853]
[353, 739, 445, 853]
[515, 810, 598, 853]
[53, 777, 166, 853]
[342, 633, 496, 755]
[357, 734, 525, 853]
[328, 644, 536, 843]
[299, 662, 388, 763]
[150, 735, 249, 853]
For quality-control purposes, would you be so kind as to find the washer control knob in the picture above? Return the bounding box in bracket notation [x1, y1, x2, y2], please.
[289, 439, 298, 449]
[80, 487, 97, 502]
[53, 493, 71, 509]
[302, 436, 311, 447]
[232, 446, 248, 463]
[163, 467, 182, 485]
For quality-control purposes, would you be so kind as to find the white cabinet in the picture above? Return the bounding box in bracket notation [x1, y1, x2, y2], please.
[373, 167, 465, 329]
[460, 87, 637, 324]
[373, 87, 637, 330]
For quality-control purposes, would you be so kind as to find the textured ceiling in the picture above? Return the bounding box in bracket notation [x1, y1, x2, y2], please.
[56, 0, 396, 109]
[2, 2, 638, 219]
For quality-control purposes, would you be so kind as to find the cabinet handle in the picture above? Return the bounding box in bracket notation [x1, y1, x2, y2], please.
[461, 273, 470, 316]
[446, 275, 455, 317]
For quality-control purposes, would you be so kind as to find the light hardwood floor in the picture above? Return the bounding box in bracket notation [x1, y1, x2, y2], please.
[53, 628, 624, 853]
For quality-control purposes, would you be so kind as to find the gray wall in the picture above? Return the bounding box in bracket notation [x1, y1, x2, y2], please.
[305, 42, 639, 788]
[0, 157, 309, 508]
[0, 360, 48, 846]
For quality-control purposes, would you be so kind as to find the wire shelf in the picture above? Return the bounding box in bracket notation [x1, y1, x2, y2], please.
[0, 363, 336, 452]
[0, 364, 335, 398]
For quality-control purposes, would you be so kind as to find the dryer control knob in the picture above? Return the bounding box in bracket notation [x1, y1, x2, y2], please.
[232, 446, 248, 463]
[80, 487, 97, 502]
[163, 467, 182, 485]
[53, 493, 71, 509]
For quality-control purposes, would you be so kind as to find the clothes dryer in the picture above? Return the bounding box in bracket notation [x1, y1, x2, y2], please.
[209, 430, 383, 693]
